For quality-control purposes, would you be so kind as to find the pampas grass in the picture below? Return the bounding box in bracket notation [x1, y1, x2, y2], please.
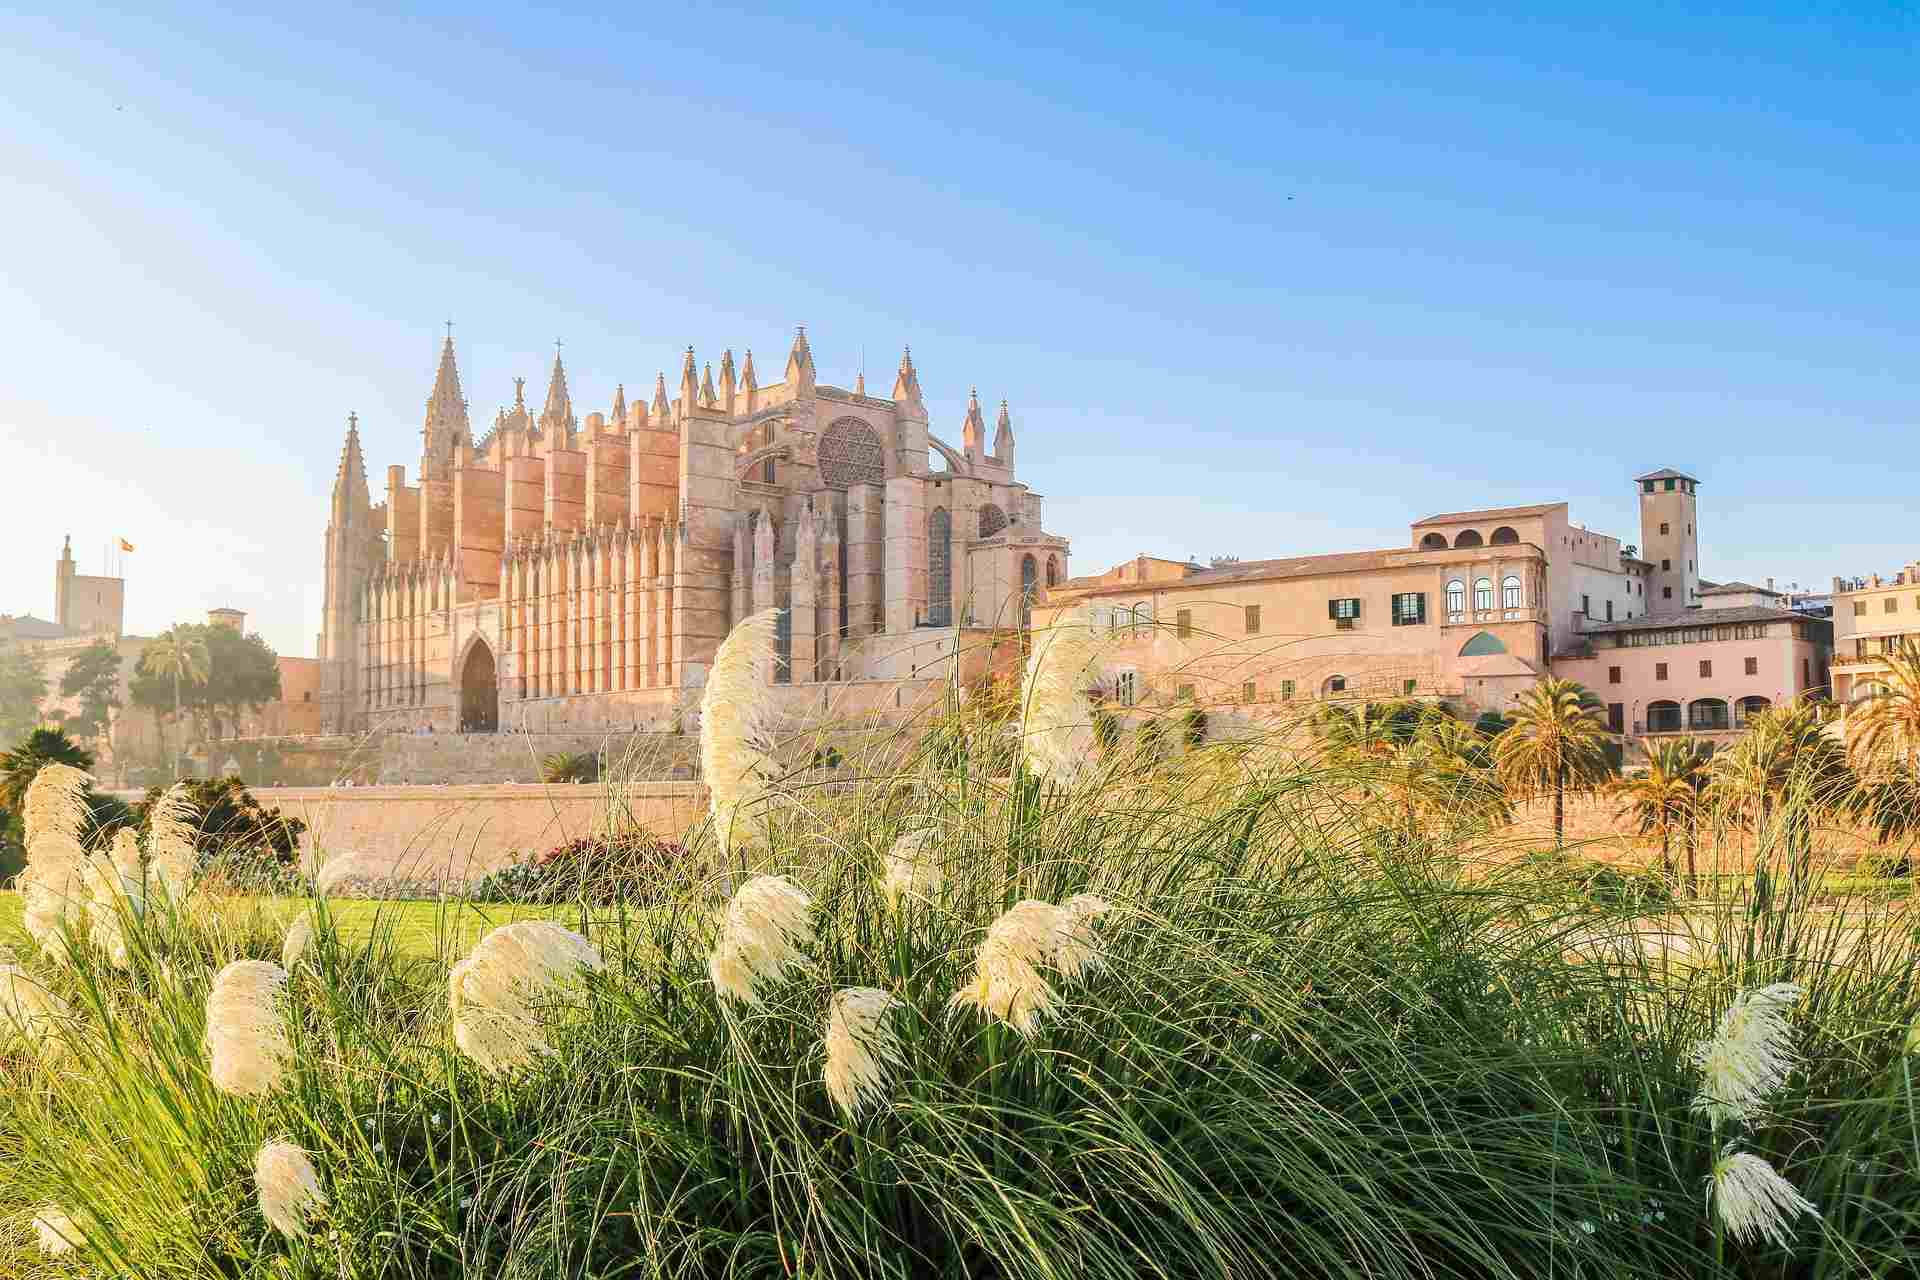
[0, 958, 76, 1051]
[205, 959, 292, 1096]
[1709, 1149, 1820, 1248]
[31, 1205, 84, 1256]
[1693, 983, 1803, 1125]
[950, 899, 1067, 1036]
[252, 1139, 326, 1239]
[708, 874, 814, 1006]
[701, 608, 782, 857]
[448, 921, 603, 1075]
[1018, 610, 1105, 787]
[822, 987, 906, 1119]
[880, 827, 943, 909]
[143, 781, 199, 899]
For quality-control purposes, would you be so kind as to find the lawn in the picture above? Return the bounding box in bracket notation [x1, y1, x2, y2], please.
[0, 890, 578, 960]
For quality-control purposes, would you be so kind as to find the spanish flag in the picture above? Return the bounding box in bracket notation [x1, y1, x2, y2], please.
[118, 538, 135, 553]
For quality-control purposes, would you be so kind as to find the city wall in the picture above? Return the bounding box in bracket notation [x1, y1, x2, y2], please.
[256, 782, 707, 883]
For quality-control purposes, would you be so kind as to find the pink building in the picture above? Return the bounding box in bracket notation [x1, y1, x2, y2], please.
[1552, 600, 1830, 741]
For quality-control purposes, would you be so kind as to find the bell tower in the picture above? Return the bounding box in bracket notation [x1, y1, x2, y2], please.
[1637, 468, 1700, 612]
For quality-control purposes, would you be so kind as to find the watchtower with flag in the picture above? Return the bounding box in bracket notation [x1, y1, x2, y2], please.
[53, 534, 127, 638]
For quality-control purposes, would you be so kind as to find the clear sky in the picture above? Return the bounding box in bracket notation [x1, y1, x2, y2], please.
[1, 2, 1913, 658]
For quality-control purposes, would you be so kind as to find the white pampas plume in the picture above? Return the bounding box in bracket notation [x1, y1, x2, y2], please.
[143, 781, 199, 899]
[109, 827, 144, 878]
[24, 763, 91, 846]
[448, 921, 603, 1075]
[1708, 1149, 1820, 1247]
[1019, 611, 1105, 787]
[21, 765, 95, 957]
[31, 1205, 85, 1256]
[0, 959, 77, 1051]
[880, 828, 944, 909]
[281, 914, 315, 971]
[1054, 893, 1112, 981]
[707, 874, 814, 1006]
[253, 1139, 327, 1239]
[206, 959, 292, 1096]
[823, 987, 906, 1119]
[950, 900, 1068, 1037]
[700, 608, 782, 855]
[1693, 983, 1803, 1125]
[81, 852, 143, 970]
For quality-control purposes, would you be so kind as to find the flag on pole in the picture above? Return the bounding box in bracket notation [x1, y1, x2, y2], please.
[118, 538, 135, 552]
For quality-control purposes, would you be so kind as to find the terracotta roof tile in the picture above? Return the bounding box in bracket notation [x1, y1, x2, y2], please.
[1411, 502, 1564, 528]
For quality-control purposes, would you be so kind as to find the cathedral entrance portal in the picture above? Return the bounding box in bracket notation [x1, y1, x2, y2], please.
[460, 639, 499, 733]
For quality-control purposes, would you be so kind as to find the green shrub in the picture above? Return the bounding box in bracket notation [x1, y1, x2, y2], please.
[471, 833, 697, 905]
[541, 751, 601, 784]
[133, 775, 306, 868]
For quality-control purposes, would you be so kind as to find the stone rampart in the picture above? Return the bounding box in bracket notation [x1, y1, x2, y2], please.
[256, 782, 707, 886]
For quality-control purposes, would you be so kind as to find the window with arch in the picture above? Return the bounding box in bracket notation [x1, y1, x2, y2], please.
[1501, 574, 1523, 611]
[1647, 700, 1682, 733]
[1420, 532, 1448, 549]
[979, 504, 1008, 537]
[1323, 674, 1347, 696]
[1446, 579, 1466, 618]
[927, 507, 952, 625]
[1490, 526, 1520, 545]
[1734, 695, 1771, 726]
[1473, 577, 1493, 612]
[1045, 555, 1059, 587]
[1454, 529, 1484, 549]
[817, 417, 887, 489]
[1132, 599, 1151, 634]
[1020, 555, 1038, 630]
[1688, 698, 1729, 731]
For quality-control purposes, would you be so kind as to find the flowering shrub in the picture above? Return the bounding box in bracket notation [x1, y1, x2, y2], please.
[470, 833, 695, 905]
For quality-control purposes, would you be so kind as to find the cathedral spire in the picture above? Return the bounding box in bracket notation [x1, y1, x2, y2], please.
[718, 349, 737, 413]
[539, 345, 576, 443]
[611, 382, 627, 424]
[333, 411, 372, 517]
[993, 398, 1016, 468]
[961, 386, 985, 456]
[421, 334, 471, 475]
[699, 361, 717, 408]
[854, 369, 866, 396]
[785, 326, 815, 395]
[678, 347, 699, 418]
[890, 345, 924, 417]
[651, 371, 671, 427]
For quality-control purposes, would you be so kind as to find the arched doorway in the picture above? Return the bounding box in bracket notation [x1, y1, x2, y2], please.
[460, 639, 499, 733]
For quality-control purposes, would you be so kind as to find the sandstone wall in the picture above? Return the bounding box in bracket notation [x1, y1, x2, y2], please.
[258, 782, 707, 886]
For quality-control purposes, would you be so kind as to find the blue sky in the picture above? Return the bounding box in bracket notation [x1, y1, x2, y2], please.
[1, 1, 1913, 657]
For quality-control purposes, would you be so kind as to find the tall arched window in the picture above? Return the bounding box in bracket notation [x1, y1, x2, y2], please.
[1501, 574, 1523, 611]
[1020, 555, 1038, 630]
[1446, 579, 1466, 618]
[1454, 529, 1484, 549]
[927, 507, 952, 625]
[1473, 577, 1493, 613]
[1045, 555, 1059, 587]
[1490, 526, 1520, 545]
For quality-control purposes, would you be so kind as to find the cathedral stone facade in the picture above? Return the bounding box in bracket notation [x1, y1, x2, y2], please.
[318, 329, 1069, 735]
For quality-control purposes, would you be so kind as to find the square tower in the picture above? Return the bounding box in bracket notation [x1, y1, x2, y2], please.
[1636, 468, 1700, 612]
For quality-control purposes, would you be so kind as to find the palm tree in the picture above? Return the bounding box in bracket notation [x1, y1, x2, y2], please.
[142, 628, 209, 780]
[1848, 637, 1920, 778]
[0, 725, 94, 814]
[1709, 702, 1855, 880]
[1493, 678, 1614, 850]
[1610, 737, 1710, 888]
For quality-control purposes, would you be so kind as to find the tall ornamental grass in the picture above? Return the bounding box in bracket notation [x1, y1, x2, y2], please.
[0, 627, 1915, 1277]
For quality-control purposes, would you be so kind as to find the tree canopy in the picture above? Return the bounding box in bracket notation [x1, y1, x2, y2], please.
[132, 623, 281, 736]
[0, 641, 47, 743]
[58, 637, 124, 741]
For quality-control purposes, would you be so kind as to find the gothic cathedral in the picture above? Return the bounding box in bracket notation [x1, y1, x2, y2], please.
[317, 329, 1069, 734]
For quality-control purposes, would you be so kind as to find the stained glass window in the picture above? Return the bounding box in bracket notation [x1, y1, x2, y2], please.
[818, 417, 886, 489]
